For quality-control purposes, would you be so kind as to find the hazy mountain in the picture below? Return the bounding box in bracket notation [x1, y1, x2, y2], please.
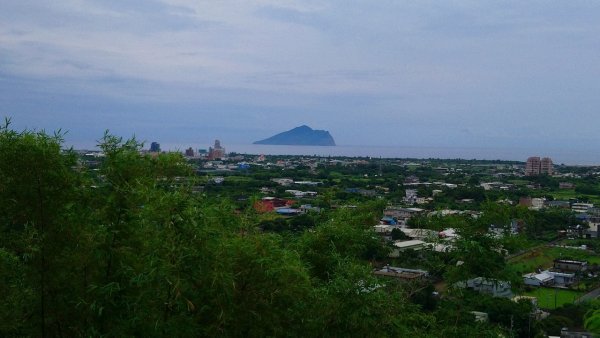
[254, 125, 336, 146]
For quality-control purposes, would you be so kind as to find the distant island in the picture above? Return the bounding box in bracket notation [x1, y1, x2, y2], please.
[254, 125, 336, 146]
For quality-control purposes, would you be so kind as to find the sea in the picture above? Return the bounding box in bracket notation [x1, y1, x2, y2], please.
[127, 143, 600, 166]
[70, 139, 598, 165]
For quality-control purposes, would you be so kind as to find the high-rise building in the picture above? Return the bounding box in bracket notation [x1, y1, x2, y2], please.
[185, 147, 195, 157]
[150, 142, 161, 153]
[525, 157, 540, 176]
[540, 157, 553, 176]
[525, 156, 553, 176]
[208, 139, 225, 160]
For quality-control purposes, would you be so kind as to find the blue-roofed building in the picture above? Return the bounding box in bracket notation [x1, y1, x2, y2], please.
[276, 208, 302, 216]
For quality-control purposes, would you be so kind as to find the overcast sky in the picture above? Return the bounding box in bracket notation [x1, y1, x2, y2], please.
[2, 1, 600, 150]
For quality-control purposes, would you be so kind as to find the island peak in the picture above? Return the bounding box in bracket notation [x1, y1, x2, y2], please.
[254, 125, 336, 146]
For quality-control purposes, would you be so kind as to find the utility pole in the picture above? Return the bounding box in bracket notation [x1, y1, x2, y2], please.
[510, 314, 514, 338]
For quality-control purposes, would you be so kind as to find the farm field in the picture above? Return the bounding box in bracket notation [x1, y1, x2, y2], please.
[549, 189, 600, 205]
[523, 288, 583, 309]
[509, 246, 600, 275]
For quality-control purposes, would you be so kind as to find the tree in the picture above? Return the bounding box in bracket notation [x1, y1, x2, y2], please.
[310, 261, 435, 337]
[391, 228, 408, 240]
[296, 208, 388, 280]
[584, 301, 600, 335]
[444, 227, 514, 285]
[0, 120, 80, 336]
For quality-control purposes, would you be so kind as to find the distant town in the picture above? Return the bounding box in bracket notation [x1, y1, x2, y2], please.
[9, 128, 600, 337]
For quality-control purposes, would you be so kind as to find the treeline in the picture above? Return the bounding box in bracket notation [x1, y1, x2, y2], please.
[0, 123, 500, 337]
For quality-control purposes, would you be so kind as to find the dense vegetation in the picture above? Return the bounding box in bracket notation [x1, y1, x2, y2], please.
[2, 122, 600, 337]
[0, 124, 473, 337]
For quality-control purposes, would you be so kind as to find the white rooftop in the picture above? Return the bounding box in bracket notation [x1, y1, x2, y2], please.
[393, 240, 426, 248]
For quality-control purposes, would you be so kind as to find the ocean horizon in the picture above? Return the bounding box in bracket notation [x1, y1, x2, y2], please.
[71, 142, 600, 166]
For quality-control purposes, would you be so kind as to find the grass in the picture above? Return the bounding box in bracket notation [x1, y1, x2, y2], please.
[549, 189, 600, 204]
[508, 246, 600, 275]
[549, 189, 577, 199]
[522, 288, 583, 309]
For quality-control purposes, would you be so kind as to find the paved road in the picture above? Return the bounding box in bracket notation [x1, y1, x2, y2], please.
[576, 286, 600, 304]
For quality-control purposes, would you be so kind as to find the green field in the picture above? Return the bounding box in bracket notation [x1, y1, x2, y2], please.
[550, 189, 600, 204]
[523, 288, 583, 309]
[509, 246, 600, 274]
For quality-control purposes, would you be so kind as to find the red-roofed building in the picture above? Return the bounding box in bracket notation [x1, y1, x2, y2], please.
[253, 198, 295, 213]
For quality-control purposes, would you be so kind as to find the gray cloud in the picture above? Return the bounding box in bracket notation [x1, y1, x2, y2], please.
[1, 1, 600, 153]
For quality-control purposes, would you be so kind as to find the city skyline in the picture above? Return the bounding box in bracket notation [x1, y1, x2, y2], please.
[2, 2, 600, 152]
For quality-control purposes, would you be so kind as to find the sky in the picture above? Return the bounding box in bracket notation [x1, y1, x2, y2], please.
[2, 1, 600, 151]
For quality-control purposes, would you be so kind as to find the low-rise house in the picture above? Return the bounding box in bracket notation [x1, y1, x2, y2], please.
[383, 206, 424, 221]
[426, 242, 454, 253]
[523, 272, 554, 286]
[400, 228, 437, 240]
[553, 259, 588, 273]
[568, 224, 587, 239]
[429, 209, 458, 217]
[259, 187, 275, 194]
[438, 228, 458, 240]
[389, 240, 426, 257]
[546, 200, 571, 209]
[459, 277, 513, 298]
[519, 197, 532, 207]
[373, 265, 428, 281]
[558, 327, 594, 337]
[497, 198, 514, 205]
[294, 181, 322, 186]
[380, 216, 398, 225]
[285, 190, 317, 198]
[275, 208, 302, 216]
[572, 203, 594, 213]
[470, 311, 489, 323]
[416, 197, 429, 204]
[586, 209, 600, 238]
[531, 198, 546, 210]
[300, 204, 321, 213]
[587, 207, 600, 218]
[550, 271, 577, 286]
[253, 197, 295, 213]
[403, 189, 418, 204]
[373, 224, 396, 234]
[489, 220, 521, 237]
[271, 178, 294, 186]
[559, 182, 575, 189]
[481, 182, 514, 191]
[586, 222, 600, 239]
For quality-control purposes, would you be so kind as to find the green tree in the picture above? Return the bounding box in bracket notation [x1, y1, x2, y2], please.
[444, 227, 514, 285]
[296, 212, 388, 280]
[391, 227, 408, 240]
[584, 301, 600, 335]
[0, 120, 81, 336]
